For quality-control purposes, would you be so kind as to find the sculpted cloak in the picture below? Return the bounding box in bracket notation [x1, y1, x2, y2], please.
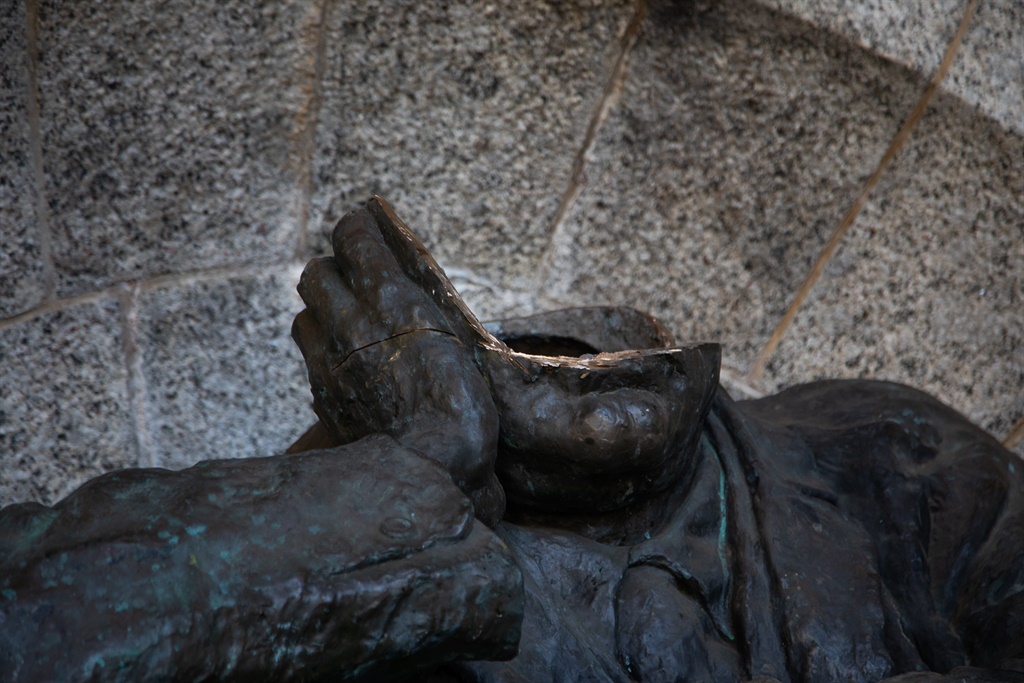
[456, 379, 1024, 683]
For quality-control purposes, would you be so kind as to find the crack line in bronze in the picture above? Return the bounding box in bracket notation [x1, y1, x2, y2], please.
[330, 327, 460, 371]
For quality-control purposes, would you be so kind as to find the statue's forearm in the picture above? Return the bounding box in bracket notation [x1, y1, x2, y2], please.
[0, 436, 523, 682]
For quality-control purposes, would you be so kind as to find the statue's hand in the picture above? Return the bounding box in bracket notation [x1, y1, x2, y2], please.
[292, 207, 504, 525]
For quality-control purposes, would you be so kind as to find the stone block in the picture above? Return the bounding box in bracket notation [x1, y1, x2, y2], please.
[0, 0, 46, 318]
[37, 0, 324, 296]
[138, 267, 311, 470]
[543, 0, 925, 364]
[0, 297, 137, 507]
[759, 0, 1024, 135]
[762, 94, 1024, 444]
[310, 0, 636, 291]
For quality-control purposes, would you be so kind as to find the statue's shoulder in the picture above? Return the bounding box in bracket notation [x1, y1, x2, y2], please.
[736, 378, 1022, 515]
[733, 380, 1024, 673]
[739, 378, 1009, 464]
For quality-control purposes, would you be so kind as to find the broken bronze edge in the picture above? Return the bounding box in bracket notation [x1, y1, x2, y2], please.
[365, 195, 722, 374]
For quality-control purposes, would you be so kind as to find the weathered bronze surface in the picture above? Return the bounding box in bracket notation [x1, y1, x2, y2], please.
[1, 197, 1022, 682]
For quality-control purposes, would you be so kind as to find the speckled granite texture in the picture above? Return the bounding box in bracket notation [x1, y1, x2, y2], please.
[0, 0, 1021, 505]
[0, 297, 137, 507]
[36, 0, 324, 297]
[760, 0, 1024, 135]
[767, 95, 1023, 439]
[0, 0, 46, 318]
[308, 0, 636, 291]
[137, 269, 308, 470]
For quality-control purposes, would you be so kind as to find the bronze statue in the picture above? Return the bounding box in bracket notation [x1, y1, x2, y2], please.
[1, 197, 1022, 682]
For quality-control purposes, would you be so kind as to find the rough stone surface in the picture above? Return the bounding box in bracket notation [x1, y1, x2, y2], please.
[0, 297, 137, 507]
[447, 269, 561, 324]
[764, 94, 1024, 444]
[0, 0, 46, 318]
[544, 0, 926, 364]
[36, 0, 323, 297]
[762, 0, 1024, 135]
[138, 267, 311, 470]
[309, 0, 636, 291]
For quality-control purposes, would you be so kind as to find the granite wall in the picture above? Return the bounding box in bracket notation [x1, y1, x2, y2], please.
[1, 0, 1021, 506]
